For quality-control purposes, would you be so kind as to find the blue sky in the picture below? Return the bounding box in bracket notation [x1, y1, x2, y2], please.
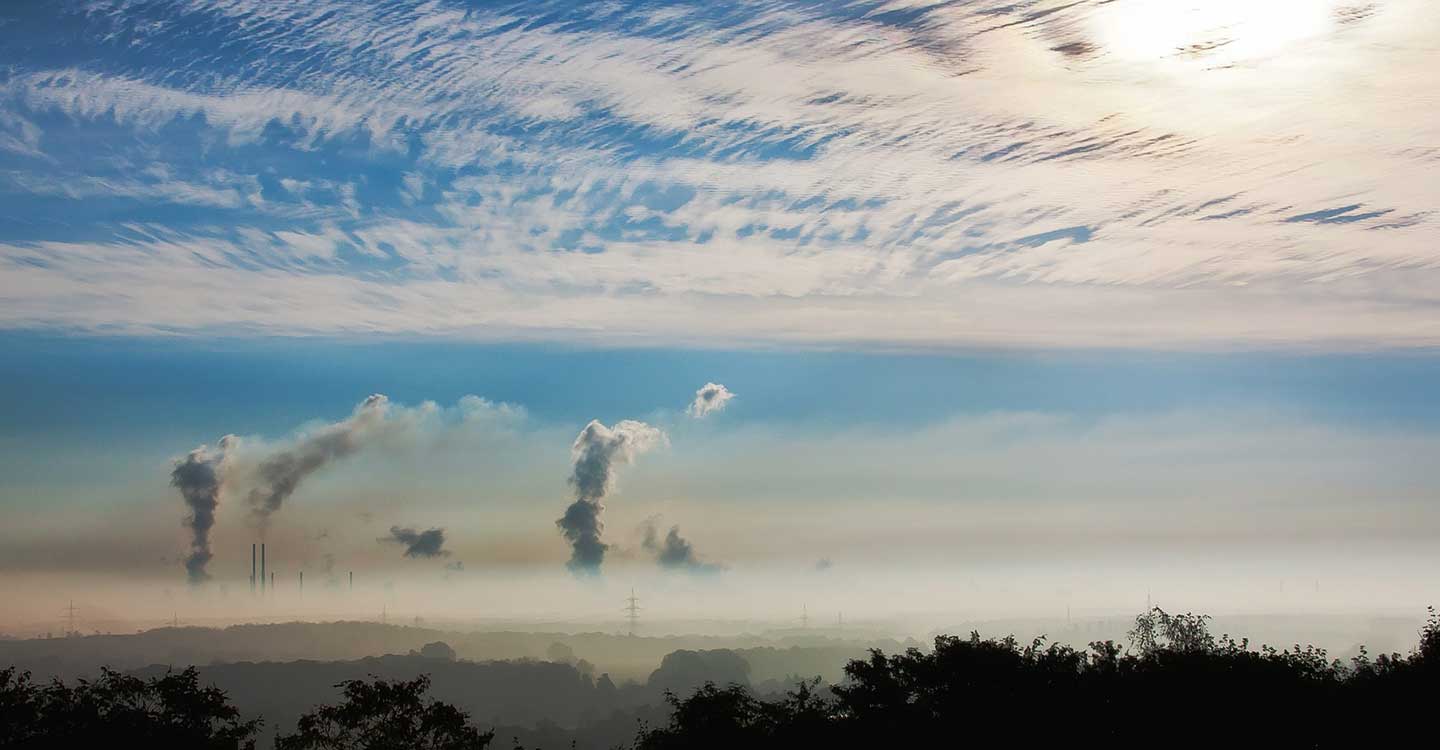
[1, 1, 1438, 616]
[5, 335, 1440, 440]
[0, 0, 1436, 347]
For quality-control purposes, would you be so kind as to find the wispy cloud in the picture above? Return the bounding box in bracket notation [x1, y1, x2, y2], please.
[0, 0, 1436, 347]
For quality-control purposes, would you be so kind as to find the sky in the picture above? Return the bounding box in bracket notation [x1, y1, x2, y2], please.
[1, 0, 1438, 633]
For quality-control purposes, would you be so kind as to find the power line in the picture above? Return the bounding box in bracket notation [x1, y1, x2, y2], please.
[624, 588, 641, 637]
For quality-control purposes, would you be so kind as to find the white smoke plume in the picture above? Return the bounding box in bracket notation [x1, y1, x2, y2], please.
[687, 382, 735, 419]
[557, 419, 666, 574]
[169, 393, 521, 582]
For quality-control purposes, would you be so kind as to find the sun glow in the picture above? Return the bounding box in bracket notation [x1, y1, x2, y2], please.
[1093, 0, 1346, 67]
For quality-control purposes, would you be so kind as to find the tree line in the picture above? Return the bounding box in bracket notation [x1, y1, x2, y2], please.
[3, 606, 1437, 749]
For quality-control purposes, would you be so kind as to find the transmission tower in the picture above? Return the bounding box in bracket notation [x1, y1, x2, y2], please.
[624, 588, 641, 637]
[64, 600, 78, 637]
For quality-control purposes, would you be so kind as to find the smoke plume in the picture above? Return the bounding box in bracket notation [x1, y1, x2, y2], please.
[642, 518, 724, 574]
[246, 394, 391, 527]
[558, 419, 665, 574]
[687, 382, 734, 419]
[167, 393, 521, 582]
[382, 526, 450, 558]
[171, 436, 235, 584]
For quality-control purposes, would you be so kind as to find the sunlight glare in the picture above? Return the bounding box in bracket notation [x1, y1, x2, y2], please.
[1094, 0, 1343, 66]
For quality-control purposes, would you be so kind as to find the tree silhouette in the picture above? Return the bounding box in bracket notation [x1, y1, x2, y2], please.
[634, 606, 1440, 749]
[1126, 606, 1215, 654]
[638, 678, 833, 750]
[0, 666, 259, 749]
[274, 674, 493, 750]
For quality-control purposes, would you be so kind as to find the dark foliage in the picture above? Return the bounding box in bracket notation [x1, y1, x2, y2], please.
[5, 609, 1437, 749]
[274, 674, 494, 750]
[0, 665, 259, 749]
[638, 607, 1440, 750]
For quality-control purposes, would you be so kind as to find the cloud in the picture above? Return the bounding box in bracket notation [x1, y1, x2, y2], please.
[688, 383, 735, 419]
[557, 419, 666, 574]
[642, 518, 724, 574]
[0, 0, 1435, 347]
[382, 526, 450, 558]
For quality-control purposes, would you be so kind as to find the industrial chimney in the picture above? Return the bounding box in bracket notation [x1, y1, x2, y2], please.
[260, 543, 266, 594]
[251, 543, 256, 593]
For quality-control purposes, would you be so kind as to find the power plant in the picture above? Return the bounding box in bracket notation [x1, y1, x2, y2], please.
[248, 542, 276, 598]
[242, 543, 359, 604]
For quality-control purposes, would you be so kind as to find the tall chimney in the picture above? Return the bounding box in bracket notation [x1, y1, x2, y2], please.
[349, 571, 353, 591]
[251, 544, 256, 593]
[271, 571, 275, 591]
[261, 543, 266, 593]
[299, 571, 304, 596]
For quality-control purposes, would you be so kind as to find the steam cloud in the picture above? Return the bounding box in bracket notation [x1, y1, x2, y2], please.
[687, 382, 735, 418]
[246, 394, 392, 526]
[642, 518, 724, 574]
[382, 526, 450, 558]
[171, 436, 235, 584]
[169, 393, 520, 583]
[558, 419, 666, 574]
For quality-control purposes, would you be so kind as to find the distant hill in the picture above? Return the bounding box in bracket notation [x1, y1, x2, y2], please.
[0, 620, 902, 683]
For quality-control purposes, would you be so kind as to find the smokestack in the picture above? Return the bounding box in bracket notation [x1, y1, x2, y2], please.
[271, 571, 275, 591]
[261, 544, 266, 593]
[349, 571, 353, 591]
[299, 570, 303, 596]
[251, 544, 256, 593]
